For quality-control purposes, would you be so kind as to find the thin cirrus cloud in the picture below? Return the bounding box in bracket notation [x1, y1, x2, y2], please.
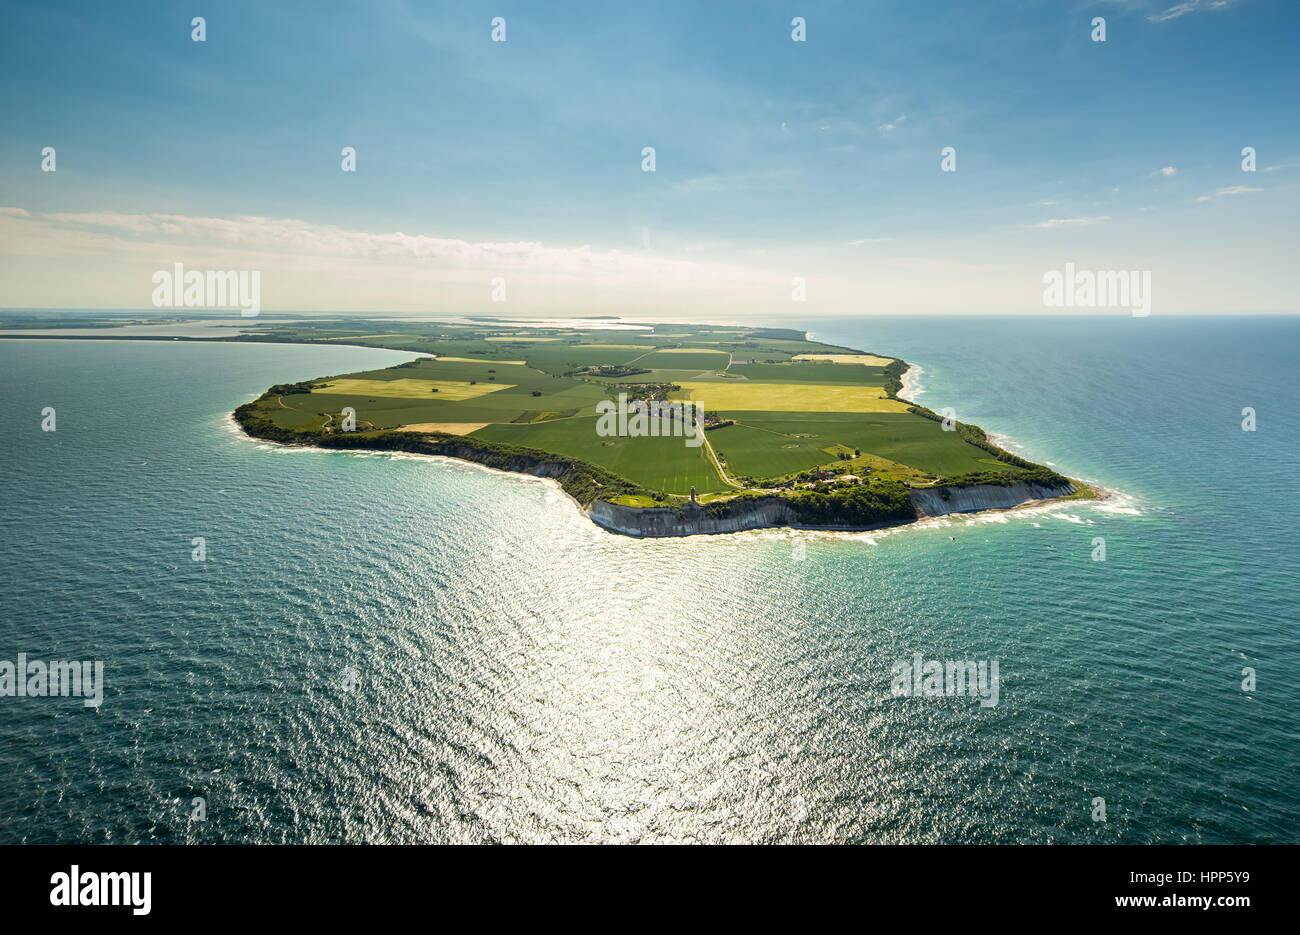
[1148, 0, 1244, 23]
[877, 114, 908, 136]
[1028, 216, 1111, 229]
[1, 207, 780, 287]
[1195, 185, 1262, 202]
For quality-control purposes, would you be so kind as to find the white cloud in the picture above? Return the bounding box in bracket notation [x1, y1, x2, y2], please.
[0, 207, 784, 290]
[1150, 2, 1199, 21]
[1195, 185, 1262, 202]
[1148, 0, 1243, 22]
[1158, 166, 1177, 177]
[1028, 216, 1111, 229]
[670, 169, 794, 195]
[878, 114, 907, 136]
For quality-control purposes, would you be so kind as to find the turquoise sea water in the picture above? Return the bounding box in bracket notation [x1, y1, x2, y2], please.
[1, 316, 1296, 844]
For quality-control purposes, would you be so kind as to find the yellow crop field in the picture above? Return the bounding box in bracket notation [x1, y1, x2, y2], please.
[673, 381, 910, 413]
[434, 356, 527, 364]
[311, 378, 512, 400]
[792, 353, 893, 366]
[394, 422, 490, 435]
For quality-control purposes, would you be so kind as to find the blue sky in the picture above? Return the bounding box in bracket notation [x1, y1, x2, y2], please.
[1, 0, 1297, 315]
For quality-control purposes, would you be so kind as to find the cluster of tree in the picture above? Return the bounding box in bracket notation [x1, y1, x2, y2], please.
[573, 365, 650, 377]
[682, 482, 914, 526]
[881, 357, 908, 399]
[264, 379, 323, 396]
[786, 479, 915, 526]
[610, 382, 680, 401]
[934, 467, 1071, 490]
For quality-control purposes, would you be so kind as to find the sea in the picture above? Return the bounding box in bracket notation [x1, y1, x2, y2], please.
[1, 314, 1296, 843]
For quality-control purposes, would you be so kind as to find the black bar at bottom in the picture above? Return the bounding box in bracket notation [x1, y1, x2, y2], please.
[0, 844, 1275, 922]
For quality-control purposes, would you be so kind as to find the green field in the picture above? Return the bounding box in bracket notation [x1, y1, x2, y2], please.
[724, 362, 887, 383]
[705, 422, 829, 478]
[719, 412, 1016, 479]
[599, 369, 706, 384]
[234, 318, 1033, 501]
[269, 356, 606, 430]
[630, 348, 731, 370]
[473, 417, 726, 495]
[516, 345, 650, 376]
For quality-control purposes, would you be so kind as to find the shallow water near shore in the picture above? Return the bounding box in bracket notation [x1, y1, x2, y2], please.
[1, 316, 1297, 843]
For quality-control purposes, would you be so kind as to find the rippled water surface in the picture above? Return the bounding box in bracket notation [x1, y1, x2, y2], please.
[1, 317, 1296, 843]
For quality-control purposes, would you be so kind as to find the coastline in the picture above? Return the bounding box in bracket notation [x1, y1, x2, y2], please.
[224, 343, 1094, 538]
[228, 412, 1091, 540]
[233, 416, 593, 517]
[229, 418, 1099, 541]
[18, 328, 1095, 539]
[893, 363, 1116, 506]
[897, 361, 924, 404]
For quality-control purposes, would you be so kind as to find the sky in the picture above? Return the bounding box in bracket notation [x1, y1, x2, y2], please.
[1, 0, 1297, 316]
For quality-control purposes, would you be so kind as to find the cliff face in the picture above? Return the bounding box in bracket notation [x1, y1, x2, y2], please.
[908, 481, 1075, 517]
[588, 496, 916, 537]
[236, 409, 1078, 538]
[589, 497, 798, 537]
[588, 481, 1076, 537]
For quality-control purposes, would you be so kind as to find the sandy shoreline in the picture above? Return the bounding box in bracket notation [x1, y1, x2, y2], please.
[897, 362, 924, 404]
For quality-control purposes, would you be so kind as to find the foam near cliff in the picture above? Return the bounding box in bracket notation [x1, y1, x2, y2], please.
[589, 481, 1077, 537]
[589, 497, 798, 537]
[588, 496, 914, 538]
[908, 481, 1075, 517]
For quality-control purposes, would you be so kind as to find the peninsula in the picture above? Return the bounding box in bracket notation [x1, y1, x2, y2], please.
[228, 318, 1093, 536]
